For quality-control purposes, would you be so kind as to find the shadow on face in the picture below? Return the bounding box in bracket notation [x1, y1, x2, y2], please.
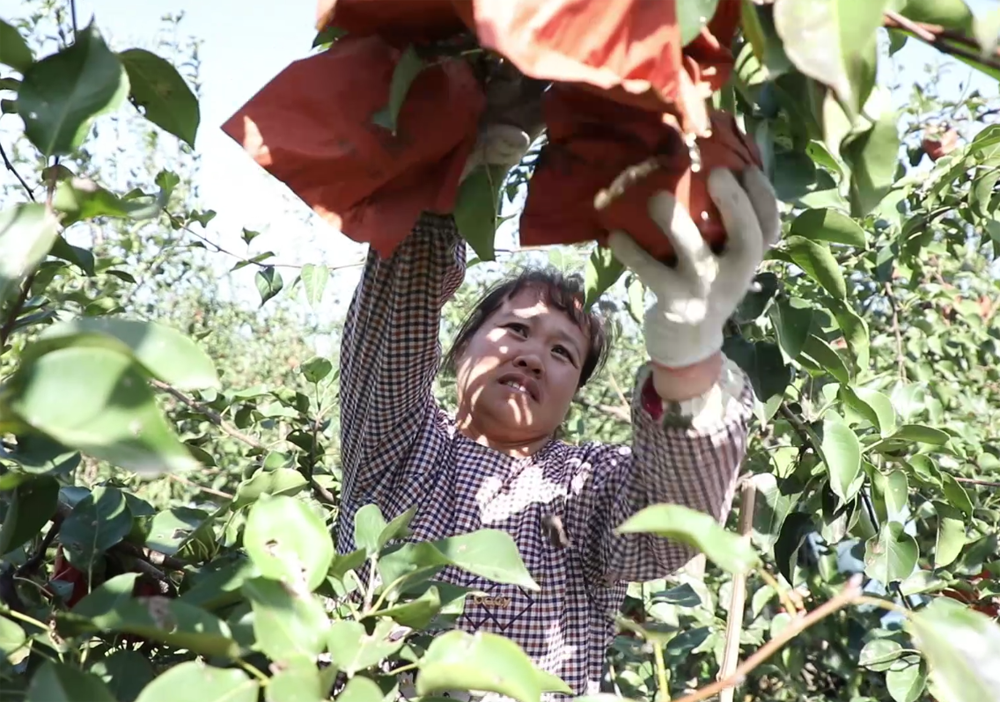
[454, 287, 589, 452]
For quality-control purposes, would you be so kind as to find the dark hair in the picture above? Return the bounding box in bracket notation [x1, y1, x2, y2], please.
[443, 268, 613, 387]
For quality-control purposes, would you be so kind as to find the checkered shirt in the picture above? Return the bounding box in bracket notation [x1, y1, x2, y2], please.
[336, 213, 754, 697]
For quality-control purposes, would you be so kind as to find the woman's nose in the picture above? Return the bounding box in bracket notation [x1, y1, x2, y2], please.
[514, 353, 543, 376]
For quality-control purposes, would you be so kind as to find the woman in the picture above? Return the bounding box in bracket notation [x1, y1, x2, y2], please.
[335, 127, 780, 696]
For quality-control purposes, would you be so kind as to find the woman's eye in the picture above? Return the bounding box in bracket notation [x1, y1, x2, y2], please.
[553, 346, 576, 365]
[505, 323, 528, 336]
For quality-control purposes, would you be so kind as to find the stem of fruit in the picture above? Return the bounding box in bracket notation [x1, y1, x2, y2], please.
[594, 156, 663, 211]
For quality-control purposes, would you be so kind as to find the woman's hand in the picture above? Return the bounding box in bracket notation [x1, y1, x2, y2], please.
[608, 167, 780, 401]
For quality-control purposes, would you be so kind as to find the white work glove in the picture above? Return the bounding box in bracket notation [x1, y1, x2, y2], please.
[460, 124, 531, 183]
[608, 168, 780, 368]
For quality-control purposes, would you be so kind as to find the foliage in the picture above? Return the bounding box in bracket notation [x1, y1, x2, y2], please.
[0, 2, 999, 702]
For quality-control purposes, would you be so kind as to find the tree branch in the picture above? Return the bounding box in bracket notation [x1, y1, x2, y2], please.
[150, 379, 266, 451]
[882, 282, 907, 381]
[884, 11, 1000, 73]
[673, 575, 865, 702]
[718, 479, 757, 702]
[0, 141, 37, 202]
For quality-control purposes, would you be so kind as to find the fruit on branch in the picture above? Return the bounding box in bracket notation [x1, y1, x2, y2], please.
[921, 126, 959, 161]
[519, 89, 761, 262]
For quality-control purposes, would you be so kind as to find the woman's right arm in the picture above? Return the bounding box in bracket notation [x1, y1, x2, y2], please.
[338, 213, 465, 502]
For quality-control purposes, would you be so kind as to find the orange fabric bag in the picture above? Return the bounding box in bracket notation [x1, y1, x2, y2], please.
[221, 35, 485, 258]
[519, 88, 761, 262]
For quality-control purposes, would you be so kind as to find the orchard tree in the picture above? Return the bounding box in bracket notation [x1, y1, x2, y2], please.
[0, 2, 999, 702]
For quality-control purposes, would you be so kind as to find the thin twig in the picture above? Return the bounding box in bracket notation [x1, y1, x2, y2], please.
[166, 472, 233, 500]
[150, 379, 266, 451]
[672, 575, 865, 702]
[16, 518, 62, 578]
[594, 156, 664, 211]
[0, 272, 37, 349]
[0, 141, 37, 201]
[883, 282, 907, 381]
[718, 480, 757, 702]
[952, 476, 1000, 488]
[309, 477, 338, 505]
[884, 11, 1000, 72]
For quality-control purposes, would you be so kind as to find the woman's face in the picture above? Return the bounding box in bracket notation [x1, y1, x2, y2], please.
[454, 287, 589, 450]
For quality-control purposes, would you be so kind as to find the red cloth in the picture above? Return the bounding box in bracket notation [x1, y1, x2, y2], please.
[223, 0, 751, 258]
[221, 36, 484, 258]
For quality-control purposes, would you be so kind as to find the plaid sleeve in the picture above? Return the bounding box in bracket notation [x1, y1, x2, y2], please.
[338, 213, 465, 502]
[576, 356, 754, 584]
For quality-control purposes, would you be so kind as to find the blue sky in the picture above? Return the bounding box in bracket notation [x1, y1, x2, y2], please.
[9, 0, 1000, 309]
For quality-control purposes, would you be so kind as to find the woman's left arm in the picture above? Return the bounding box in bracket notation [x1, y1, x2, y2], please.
[572, 167, 780, 584]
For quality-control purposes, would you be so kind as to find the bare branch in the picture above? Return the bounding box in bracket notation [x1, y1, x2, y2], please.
[150, 378, 266, 451]
[884, 11, 1000, 73]
[718, 480, 757, 702]
[673, 575, 865, 702]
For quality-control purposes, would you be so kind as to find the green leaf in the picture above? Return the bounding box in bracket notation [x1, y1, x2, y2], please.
[36, 317, 219, 391]
[145, 507, 209, 556]
[790, 207, 868, 247]
[376, 585, 443, 628]
[265, 660, 325, 702]
[823, 414, 862, 503]
[89, 650, 155, 702]
[933, 501, 965, 569]
[889, 425, 950, 445]
[432, 529, 540, 590]
[336, 676, 384, 702]
[454, 165, 506, 262]
[134, 662, 258, 702]
[0, 614, 27, 664]
[299, 263, 328, 308]
[179, 559, 258, 611]
[255, 266, 284, 306]
[0, 21, 32, 73]
[784, 236, 847, 298]
[371, 45, 425, 134]
[17, 23, 129, 156]
[379, 506, 417, 549]
[627, 275, 647, 324]
[59, 486, 132, 567]
[355, 503, 388, 556]
[616, 504, 759, 574]
[25, 662, 116, 702]
[300, 356, 333, 383]
[864, 521, 917, 584]
[679, 0, 720, 44]
[234, 468, 308, 508]
[843, 107, 901, 217]
[243, 577, 330, 664]
[884, 470, 909, 519]
[825, 302, 873, 373]
[897, 0, 973, 32]
[243, 495, 333, 591]
[0, 476, 59, 555]
[843, 386, 896, 436]
[0, 203, 60, 305]
[118, 49, 199, 146]
[886, 660, 927, 702]
[721, 338, 792, 403]
[907, 597, 1000, 702]
[52, 179, 164, 225]
[584, 246, 626, 309]
[802, 334, 850, 384]
[418, 630, 571, 702]
[2, 344, 199, 475]
[941, 474, 974, 517]
[773, 0, 887, 117]
[327, 619, 403, 675]
[67, 574, 238, 658]
[773, 298, 815, 361]
[859, 638, 906, 672]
